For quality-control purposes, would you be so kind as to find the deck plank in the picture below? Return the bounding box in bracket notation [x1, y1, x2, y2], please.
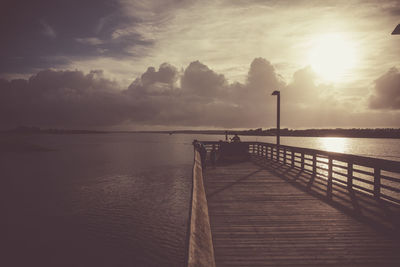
[204, 160, 400, 266]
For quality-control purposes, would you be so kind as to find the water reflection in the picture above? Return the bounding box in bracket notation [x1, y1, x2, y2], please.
[318, 137, 348, 153]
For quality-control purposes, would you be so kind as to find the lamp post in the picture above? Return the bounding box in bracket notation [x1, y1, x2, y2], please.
[271, 90, 280, 146]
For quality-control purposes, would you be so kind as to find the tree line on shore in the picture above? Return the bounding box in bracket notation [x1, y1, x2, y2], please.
[3, 126, 400, 138]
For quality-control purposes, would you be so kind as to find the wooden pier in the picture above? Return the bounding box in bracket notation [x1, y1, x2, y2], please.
[188, 141, 400, 266]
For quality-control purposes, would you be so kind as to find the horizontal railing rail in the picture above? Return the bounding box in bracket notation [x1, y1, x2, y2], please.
[186, 141, 216, 267]
[199, 141, 400, 205]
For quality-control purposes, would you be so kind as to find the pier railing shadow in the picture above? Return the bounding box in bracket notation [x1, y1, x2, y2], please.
[206, 168, 264, 199]
[201, 141, 400, 236]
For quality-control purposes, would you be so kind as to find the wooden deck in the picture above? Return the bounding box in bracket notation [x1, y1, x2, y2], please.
[203, 159, 400, 266]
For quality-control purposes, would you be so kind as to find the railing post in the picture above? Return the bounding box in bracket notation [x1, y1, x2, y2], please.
[276, 147, 279, 162]
[271, 147, 274, 161]
[374, 167, 381, 198]
[301, 152, 304, 170]
[283, 148, 287, 165]
[291, 151, 294, 168]
[347, 162, 353, 190]
[328, 156, 332, 198]
[312, 154, 316, 176]
[266, 146, 269, 160]
[272, 147, 274, 161]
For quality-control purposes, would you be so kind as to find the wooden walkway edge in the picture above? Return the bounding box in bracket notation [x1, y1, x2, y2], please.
[187, 149, 216, 267]
[203, 159, 400, 266]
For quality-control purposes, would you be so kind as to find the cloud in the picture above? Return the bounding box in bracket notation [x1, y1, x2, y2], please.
[2, 0, 399, 106]
[75, 38, 104, 46]
[284, 66, 325, 105]
[181, 61, 227, 97]
[40, 20, 57, 38]
[0, 0, 154, 75]
[0, 58, 284, 129]
[0, 69, 131, 128]
[369, 67, 400, 109]
[128, 63, 179, 96]
[1, 58, 399, 130]
[247, 58, 282, 89]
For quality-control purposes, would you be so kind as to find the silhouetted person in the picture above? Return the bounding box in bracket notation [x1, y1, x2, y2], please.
[231, 134, 241, 143]
[225, 131, 228, 141]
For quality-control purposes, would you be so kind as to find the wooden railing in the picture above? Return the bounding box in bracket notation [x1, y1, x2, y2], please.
[186, 141, 216, 267]
[200, 141, 400, 205]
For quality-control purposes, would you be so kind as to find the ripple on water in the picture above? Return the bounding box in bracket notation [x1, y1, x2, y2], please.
[69, 166, 192, 267]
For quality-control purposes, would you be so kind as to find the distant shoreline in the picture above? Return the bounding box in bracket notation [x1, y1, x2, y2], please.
[2, 126, 400, 139]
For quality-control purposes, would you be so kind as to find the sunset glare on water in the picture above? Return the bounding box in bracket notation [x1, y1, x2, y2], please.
[319, 137, 349, 153]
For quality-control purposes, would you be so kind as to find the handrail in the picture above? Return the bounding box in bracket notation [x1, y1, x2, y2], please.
[186, 141, 216, 267]
[199, 141, 400, 205]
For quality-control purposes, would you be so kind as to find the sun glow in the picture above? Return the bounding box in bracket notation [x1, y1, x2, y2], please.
[308, 34, 357, 82]
[319, 137, 349, 154]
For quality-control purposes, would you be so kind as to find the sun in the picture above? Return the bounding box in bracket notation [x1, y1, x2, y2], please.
[308, 34, 357, 82]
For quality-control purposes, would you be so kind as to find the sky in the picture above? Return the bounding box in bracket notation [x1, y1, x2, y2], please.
[0, 0, 399, 130]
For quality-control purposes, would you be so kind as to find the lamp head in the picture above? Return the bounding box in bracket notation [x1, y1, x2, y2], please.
[392, 24, 400, 35]
[272, 90, 280, 96]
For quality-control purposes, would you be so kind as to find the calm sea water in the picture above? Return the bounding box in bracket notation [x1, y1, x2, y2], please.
[0, 133, 399, 267]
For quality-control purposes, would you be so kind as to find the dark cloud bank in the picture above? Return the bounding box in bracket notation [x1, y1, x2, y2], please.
[1, 58, 399, 130]
[0, 0, 152, 74]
